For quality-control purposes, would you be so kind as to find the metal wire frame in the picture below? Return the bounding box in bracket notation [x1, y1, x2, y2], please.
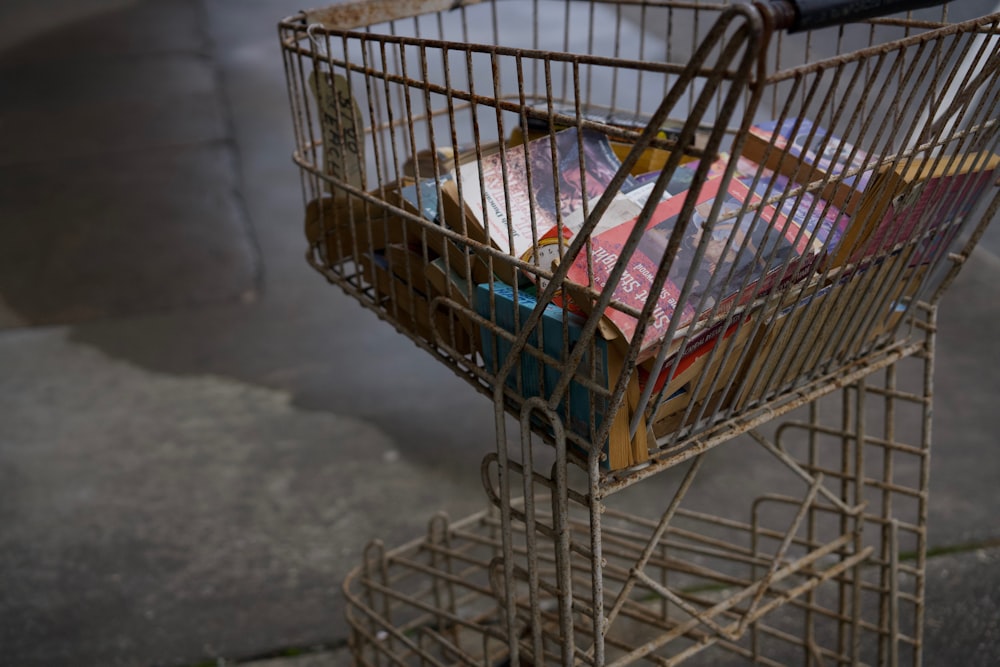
[280, 1, 998, 664]
[344, 333, 937, 664]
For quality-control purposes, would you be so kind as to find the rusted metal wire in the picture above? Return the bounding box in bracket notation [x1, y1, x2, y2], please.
[283, 1, 998, 664]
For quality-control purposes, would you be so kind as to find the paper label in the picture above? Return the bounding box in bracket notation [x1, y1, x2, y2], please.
[310, 69, 365, 191]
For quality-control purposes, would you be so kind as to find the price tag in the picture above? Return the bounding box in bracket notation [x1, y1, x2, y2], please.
[310, 69, 365, 192]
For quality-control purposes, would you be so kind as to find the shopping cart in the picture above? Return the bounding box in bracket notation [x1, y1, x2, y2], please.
[279, 1, 1000, 664]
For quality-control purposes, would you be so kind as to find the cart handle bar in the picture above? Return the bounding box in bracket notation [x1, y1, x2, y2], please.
[763, 0, 952, 33]
[302, 0, 951, 33]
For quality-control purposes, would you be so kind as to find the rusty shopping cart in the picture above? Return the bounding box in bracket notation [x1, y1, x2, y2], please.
[279, 1, 1000, 664]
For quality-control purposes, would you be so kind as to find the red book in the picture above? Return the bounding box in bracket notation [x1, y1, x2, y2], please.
[844, 152, 999, 266]
[566, 176, 815, 360]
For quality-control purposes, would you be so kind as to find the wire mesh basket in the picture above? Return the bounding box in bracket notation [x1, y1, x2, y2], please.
[281, 0, 998, 474]
[279, 0, 999, 664]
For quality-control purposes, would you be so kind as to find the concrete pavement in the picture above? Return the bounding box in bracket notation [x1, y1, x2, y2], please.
[0, 1, 997, 666]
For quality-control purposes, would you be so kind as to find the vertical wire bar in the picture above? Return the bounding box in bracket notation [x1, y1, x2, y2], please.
[390, 22, 409, 180]
[635, 2, 648, 114]
[658, 536, 670, 630]
[459, 45, 481, 296]
[516, 53, 545, 290]
[477, 24, 520, 661]
[459, 0, 472, 80]
[495, 423, 518, 666]
[559, 0, 572, 103]
[490, 301, 519, 661]
[664, 3, 675, 105]
[359, 33, 387, 193]
[610, 3, 623, 106]
[751, 492, 762, 661]
[518, 407, 544, 665]
[837, 384, 852, 660]
[379, 38, 422, 304]
[889, 518, 902, 667]
[367, 541, 392, 667]
[851, 377, 868, 665]
[334, 33, 362, 272]
[687, 3, 701, 118]
[550, 422, 575, 666]
[427, 514, 460, 648]
[914, 307, 937, 666]
[303, 31, 327, 197]
[805, 399, 820, 665]
[280, 26, 313, 205]
[585, 1, 596, 104]
[397, 40, 421, 179]
[532, 0, 540, 95]
[589, 449, 606, 665]
[879, 362, 899, 665]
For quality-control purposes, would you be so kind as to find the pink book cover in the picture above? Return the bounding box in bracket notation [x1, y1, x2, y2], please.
[861, 165, 997, 264]
[457, 126, 633, 258]
[751, 117, 873, 192]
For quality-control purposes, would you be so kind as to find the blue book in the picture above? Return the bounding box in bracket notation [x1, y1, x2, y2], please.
[476, 282, 645, 470]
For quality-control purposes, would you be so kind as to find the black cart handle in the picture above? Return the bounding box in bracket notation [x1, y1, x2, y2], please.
[765, 0, 952, 32]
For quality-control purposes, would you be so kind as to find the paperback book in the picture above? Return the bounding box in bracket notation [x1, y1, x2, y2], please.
[565, 175, 815, 361]
[836, 152, 1000, 266]
[441, 126, 637, 282]
[742, 117, 872, 216]
[476, 281, 648, 471]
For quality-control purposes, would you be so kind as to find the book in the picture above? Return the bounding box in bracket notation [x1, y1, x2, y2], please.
[564, 175, 815, 361]
[742, 117, 872, 216]
[476, 281, 648, 471]
[834, 152, 1000, 267]
[440, 126, 637, 284]
[423, 255, 480, 348]
[522, 102, 712, 155]
[383, 242, 435, 297]
[424, 256, 474, 310]
[869, 264, 929, 338]
[731, 154, 850, 256]
[649, 386, 731, 439]
[360, 249, 475, 355]
[401, 140, 503, 180]
[305, 194, 402, 264]
[358, 248, 413, 312]
[397, 175, 449, 223]
[306, 177, 468, 266]
[528, 178, 669, 283]
[637, 315, 746, 401]
[733, 280, 841, 410]
[381, 178, 493, 286]
[670, 152, 850, 253]
[523, 149, 696, 301]
[643, 312, 755, 439]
